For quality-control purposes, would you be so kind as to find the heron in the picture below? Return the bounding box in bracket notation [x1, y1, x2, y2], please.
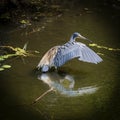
[37, 32, 103, 72]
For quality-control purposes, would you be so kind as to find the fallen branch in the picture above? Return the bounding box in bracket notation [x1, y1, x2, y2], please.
[32, 87, 54, 105]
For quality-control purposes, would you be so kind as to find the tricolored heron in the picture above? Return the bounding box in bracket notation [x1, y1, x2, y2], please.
[37, 32, 103, 72]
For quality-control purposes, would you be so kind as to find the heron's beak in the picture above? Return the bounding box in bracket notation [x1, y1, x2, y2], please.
[78, 35, 92, 43]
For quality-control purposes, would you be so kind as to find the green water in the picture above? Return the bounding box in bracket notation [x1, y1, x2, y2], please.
[0, 8, 120, 120]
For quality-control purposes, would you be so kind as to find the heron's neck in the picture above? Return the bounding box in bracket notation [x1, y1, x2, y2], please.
[70, 36, 76, 42]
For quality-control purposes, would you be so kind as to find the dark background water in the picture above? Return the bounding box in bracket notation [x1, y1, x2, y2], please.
[0, 1, 120, 120]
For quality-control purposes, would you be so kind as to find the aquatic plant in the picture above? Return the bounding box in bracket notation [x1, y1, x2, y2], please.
[89, 43, 120, 51]
[0, 43, 39, 71]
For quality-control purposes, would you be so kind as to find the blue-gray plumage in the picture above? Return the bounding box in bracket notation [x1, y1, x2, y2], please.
[37, 32, 103, 72]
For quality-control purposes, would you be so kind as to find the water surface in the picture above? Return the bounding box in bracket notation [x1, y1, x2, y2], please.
[0, 8, 120, 120]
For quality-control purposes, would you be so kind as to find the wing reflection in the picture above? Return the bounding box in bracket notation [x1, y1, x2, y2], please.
[38, 72, 99, 97]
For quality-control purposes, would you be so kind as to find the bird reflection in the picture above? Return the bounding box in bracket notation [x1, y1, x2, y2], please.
[37, 72, 99, 97]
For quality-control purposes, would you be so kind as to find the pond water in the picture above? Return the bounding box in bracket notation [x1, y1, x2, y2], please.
[0, 8, 120, 120]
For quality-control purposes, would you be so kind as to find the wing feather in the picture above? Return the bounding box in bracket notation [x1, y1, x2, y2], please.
[54, 42, 103, 67]
[78, 43, 102, 64]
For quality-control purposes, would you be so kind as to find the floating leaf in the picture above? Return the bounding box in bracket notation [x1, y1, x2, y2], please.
[35, 51, 40, 53]
[89, 43, 97, 47]
[20, 20, 31, 26]
[20, 20, 27, 24]
[97, 52, 104, 56]
[108, 48, 113, 51]
[0, 68, 4, 71]
[2, 65, 11, 69]
[2, 55, 9, 59]
[0, 57, 4, 61]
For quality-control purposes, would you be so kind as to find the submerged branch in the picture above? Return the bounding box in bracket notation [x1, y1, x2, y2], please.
[32, 88, 54, 105]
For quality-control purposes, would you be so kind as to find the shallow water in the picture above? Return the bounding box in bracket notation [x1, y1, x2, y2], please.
[0, 8, 120, 120]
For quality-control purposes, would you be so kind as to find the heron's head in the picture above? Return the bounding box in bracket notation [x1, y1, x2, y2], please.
[70, 32, 92, 42]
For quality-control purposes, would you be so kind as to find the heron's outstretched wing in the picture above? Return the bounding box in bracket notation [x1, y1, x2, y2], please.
[54, 42, 103, 67]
